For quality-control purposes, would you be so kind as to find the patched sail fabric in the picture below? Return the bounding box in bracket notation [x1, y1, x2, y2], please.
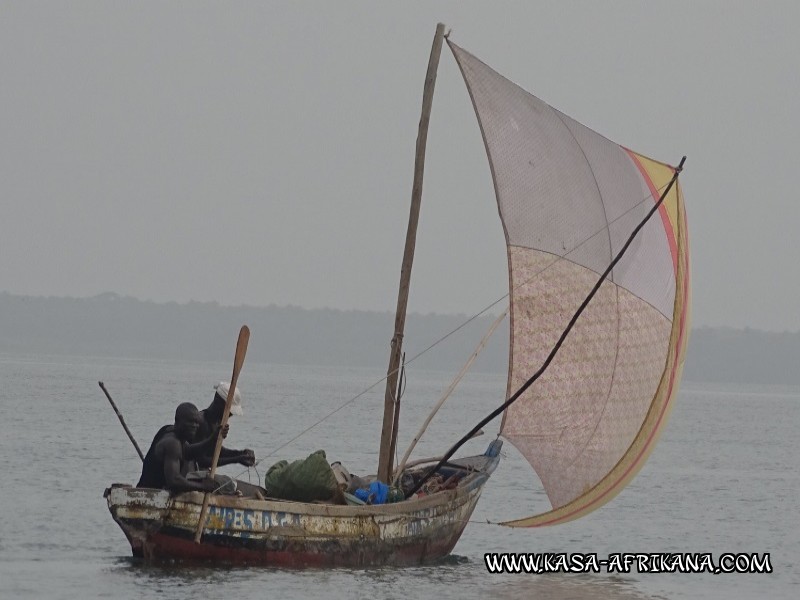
[449, 42, 690, 527]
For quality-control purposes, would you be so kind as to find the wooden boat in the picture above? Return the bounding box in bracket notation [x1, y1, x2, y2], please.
[106, 440, 501, 566]
[106, 22, 689, 565]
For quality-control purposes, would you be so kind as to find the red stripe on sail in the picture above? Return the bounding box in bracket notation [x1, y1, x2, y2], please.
[625, 149, 678, 276]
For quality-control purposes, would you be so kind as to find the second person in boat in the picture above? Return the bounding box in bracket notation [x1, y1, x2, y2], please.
[194, 381, 256, 469]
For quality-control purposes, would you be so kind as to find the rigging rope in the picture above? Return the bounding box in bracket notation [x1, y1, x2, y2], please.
[235, 179, 677, 474]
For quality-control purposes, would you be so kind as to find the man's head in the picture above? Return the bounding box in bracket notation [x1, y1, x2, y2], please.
[213, 382, 243, 416]
[174, 402, 201, 441]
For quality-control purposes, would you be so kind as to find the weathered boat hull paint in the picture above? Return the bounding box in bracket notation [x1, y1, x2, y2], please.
[107, 441, 502, 567]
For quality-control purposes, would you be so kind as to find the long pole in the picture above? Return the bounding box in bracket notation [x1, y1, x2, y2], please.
[194, 325, 250, 543]
[98, 381, 144, 461]
[407, 157, 687, 496]
[377, 22, 446, 483]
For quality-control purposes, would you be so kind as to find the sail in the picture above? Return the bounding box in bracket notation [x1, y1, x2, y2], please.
[449, 42, 690, 527]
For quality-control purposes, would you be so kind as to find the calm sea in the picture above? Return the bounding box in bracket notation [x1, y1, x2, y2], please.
[0, 353, 797, 599]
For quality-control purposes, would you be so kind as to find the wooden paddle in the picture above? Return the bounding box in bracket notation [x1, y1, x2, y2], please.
[194, 325, 250, 543]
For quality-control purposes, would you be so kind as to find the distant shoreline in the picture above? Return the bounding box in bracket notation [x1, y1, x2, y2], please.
[1, 291, 795, 385]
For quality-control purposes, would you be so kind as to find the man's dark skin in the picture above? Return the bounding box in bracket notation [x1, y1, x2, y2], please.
[137, 402, 229, 493]
[195, 393, 255, 469]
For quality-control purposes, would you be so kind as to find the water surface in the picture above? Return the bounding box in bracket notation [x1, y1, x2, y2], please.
[0, 354, 796, 599]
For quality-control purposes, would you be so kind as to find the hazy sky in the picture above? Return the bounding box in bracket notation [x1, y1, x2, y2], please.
[2, 2, 798, 331]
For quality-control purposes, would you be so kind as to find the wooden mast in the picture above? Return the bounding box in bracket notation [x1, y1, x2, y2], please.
[377, 23, 446, 483]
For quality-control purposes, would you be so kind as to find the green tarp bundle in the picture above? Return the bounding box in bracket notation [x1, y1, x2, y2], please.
[264, 450, 339, 502]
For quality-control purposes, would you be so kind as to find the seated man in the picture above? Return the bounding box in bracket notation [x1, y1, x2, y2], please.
[194, 382, 256, 469]
[137, 402, 226, 493]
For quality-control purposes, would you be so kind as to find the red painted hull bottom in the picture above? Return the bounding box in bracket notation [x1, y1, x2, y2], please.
[135, 523, 469, 567]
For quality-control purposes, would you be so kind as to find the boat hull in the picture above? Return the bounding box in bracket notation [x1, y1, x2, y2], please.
[107, 441, 501, 567]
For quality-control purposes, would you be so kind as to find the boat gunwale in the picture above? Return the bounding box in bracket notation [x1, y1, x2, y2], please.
[109, 469, 488, 518]
[107, 443, 502, 518]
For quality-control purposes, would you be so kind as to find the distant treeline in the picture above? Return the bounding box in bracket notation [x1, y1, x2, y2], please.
[0, 292, 507, 373]
[0, 292, 796, 384]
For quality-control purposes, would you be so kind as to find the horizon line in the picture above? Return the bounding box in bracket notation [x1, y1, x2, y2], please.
[0, 290, 791, 333]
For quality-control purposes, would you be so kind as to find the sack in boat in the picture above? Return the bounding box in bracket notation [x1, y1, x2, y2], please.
[264, 450, 339, 503]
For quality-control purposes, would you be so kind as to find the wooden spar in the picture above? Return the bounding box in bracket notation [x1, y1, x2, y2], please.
[393, 308, 507, 483]
[194, 325, 250, 543]
[387, 353, 406, 477]
[98, 381, 145, 462]
[377, 22, 446, 483]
